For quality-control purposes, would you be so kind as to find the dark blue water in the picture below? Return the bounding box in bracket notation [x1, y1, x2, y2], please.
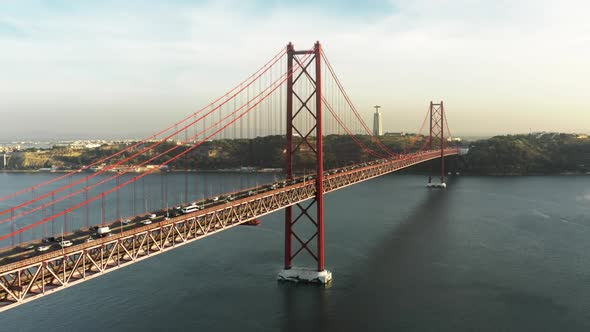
[1, 174, 590, 331]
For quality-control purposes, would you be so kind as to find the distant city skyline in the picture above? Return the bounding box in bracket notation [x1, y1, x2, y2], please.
[1, 0, 589, 141]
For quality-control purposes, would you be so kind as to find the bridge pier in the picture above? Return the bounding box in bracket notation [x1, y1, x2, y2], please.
[426, 182, 446, 188]
[278, 267, 332, 284]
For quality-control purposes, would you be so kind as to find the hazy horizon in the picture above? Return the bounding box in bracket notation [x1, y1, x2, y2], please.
[1, 0, 589, 141]
[0, 131, 584, 144]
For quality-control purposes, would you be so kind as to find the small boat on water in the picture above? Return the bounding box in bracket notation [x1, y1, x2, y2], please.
[243, 219, 261, 226]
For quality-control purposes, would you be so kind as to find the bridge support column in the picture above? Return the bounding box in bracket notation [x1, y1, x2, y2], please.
[427, 101, 447, 188]
[279, 41, 332, 284]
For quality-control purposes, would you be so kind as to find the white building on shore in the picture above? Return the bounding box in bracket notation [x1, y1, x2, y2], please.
[373, 106, 383, 136]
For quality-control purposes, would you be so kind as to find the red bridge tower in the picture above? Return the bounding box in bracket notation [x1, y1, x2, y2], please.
[427, 101, 447, 188]
[278, 41, 332, 283]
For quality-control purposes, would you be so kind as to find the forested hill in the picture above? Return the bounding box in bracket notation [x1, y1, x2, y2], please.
[463, 133, 590, 175]
[3, 134, 435, 172]
[4, 133, 590, 175]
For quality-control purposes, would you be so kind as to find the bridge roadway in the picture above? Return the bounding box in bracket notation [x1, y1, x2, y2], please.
[0, 148, 458, 311]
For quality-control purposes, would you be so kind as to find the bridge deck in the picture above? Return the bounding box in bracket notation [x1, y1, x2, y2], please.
[0, 148, 458, 311]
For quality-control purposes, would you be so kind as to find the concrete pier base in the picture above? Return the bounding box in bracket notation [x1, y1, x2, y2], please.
[278, 267, 332, 284]
[426, 182, 447, 188]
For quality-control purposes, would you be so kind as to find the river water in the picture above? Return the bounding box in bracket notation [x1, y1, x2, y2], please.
[0, 173, 589, 331]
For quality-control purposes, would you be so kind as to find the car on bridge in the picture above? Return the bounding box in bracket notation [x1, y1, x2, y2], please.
[36, 245, 51, 252]
[167, 209, 180, 217]
[59, 240, 73, 248]
[181, 204, 199, 214]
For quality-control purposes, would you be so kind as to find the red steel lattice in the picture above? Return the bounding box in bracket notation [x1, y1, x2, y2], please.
[284, 41, 325, 271]
[429, 101, 446, 184]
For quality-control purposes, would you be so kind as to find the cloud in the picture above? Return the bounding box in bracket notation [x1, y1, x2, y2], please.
[0, 17, 28, 38]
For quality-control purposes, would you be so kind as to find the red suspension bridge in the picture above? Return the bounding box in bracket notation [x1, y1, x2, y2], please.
[0, 41, 459, 312]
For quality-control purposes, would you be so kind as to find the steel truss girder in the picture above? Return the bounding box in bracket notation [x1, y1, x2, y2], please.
[0, 148, 458, 312]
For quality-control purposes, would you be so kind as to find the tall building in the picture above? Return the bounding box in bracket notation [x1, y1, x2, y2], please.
[373, 105, 383, 136]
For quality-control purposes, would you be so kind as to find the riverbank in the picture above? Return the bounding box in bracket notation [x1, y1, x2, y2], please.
[3, 133, 590, 175]
[0, 168, 284, 174]
[0, 169, 73, 173]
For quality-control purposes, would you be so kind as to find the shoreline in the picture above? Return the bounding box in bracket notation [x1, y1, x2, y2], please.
[0, 168, 285, 174]
[1, 169, 589, 176]
[0, 170, 72, 173]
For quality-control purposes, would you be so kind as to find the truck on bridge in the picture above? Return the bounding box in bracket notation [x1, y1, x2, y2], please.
[96, 226, 111, 237]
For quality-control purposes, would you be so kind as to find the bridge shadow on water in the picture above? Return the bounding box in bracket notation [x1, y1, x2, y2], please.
[278, 181, 456, 332]
[277, 175, 583, 332]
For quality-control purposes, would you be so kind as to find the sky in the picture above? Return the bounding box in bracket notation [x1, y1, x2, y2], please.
[1, 0, 589, 140]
